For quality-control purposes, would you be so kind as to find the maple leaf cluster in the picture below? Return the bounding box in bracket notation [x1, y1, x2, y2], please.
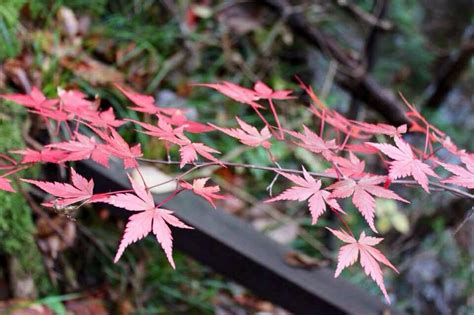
[0, 80, 472, 304]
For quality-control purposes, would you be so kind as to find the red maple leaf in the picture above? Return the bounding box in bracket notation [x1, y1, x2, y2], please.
[266, 168, 344, 224]
[210, 117, 272, 149]
[162, 111, 214, 133]
[130, 119, 221, 168]
[101, 175, 192, 267]
[22, 168, 94, 208]
[194, 81, 263, 109]
[1, 87, 58, 110]
[131, 118, 188, 146]
[81, 107, 125, 128]
[327, 176, 409, 232]
[180, 178, 226, 208]
[350, 121, 407, 138]
[101, 128, 143, 169]
[193, 81, 273, 129]
[368, 137, 439, 192]
[441, 155, 474, 189]
[29, 108, 71, 123]
[58, 89, 97, 120]
[288, 125, 338, 161]
[253, 81, 295, 138]
[47, 133, 110, 167]
[179, 142, 222, 168]
[327, 228, 398, 304]
[115, 84, 178, 116]
[11, 148, 69, 164]
[0, 177, 15, 192]
[326, 152, 366, 178]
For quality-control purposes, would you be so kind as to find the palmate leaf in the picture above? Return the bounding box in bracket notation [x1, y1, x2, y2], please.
[100, 175, 192, 267]
[22, 168, 94, 208]
[328, 176, 409, 232]
[179, 142, 223, 168]
[180, 177, 226, 208]
[327, 228, 398, 304]
[287, 125, 338, 161]
[210, 117, 272, 149]
[441, 155, 474, 189]
[1, 87, 57, 109]
[47, 133, 110, 167]
[193, 81, 263, 109]
[368, 136, 439, 192]
[253, 81, 295, 138]
[266, 167, 344, 224]
[0, 177, 15, 192]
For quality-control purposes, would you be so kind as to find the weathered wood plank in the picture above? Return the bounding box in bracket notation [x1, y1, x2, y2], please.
[77, 161, 403, 315]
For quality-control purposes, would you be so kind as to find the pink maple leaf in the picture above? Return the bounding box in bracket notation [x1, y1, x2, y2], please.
[441, 155, 474, 189]
[326, 152, 366, 178]
[193, 81, 281, 131]
[47, 133, 110, 167]
[344, 143, 380, 155]
[82, 107, 125, 128]
[115, 84, 178, 116]
[115, 84, 160, 114]
[179, 142, 222, 168]
[180, 178, 226, 208]
[266, 168, 344, 224]
[194, 81, 263, 109]
[327, 176, 409, 232]
[163, 111, 214, 133]
[101, 174, 192, 267]
[29, 108, 71, 123]
[1, 87, 58, 110]
[131, 118, 188, 146]
[368, 137, 439, 192]
[288, 125, 338, 161]
[210, 117, 272, 149]
[101, 128, 142, 169]
[253, 81, 294, 101]
[0, 177, 15, 192]
[58, 89, 96, 116]
[22, 168, 94, 208]
[11, 148, 69, 164]
[253, 81, 295, 139]
[350, 121, 407, 138]
[327, 228, 398, 304]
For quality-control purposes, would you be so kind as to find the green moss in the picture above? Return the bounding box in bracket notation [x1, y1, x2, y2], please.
[0, 104, 52, 294]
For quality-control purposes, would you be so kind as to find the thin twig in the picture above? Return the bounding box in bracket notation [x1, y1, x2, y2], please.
[137, 158, 474, 200]
[453, 207, 473, 235]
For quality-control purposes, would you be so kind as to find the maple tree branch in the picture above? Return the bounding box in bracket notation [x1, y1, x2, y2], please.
[137, 158, 474, 200]
[331, 0, 394, 32]
[347, 0, 388, 119]
[423, 31, 474, 108]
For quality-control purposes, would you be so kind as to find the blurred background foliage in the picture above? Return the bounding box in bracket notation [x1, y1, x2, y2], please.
[0, 0, 472, 314]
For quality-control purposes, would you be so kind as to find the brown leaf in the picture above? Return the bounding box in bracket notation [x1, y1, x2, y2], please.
[65, 299, 108, 315]
[60, 56, 124, 85]
[284, 251, 329, 269]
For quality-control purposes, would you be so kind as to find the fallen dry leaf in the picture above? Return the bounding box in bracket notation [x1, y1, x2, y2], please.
[284, 251, 329, 269]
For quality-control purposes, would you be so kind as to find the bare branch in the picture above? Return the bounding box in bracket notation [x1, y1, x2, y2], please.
[332, 0, 394, 32]
[424, 30, 474, 108]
